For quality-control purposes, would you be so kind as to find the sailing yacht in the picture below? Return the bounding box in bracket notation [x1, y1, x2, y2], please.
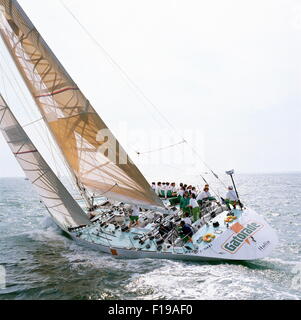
[0, 0, 278, 261]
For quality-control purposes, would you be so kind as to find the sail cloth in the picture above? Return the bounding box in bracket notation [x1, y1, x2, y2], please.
[0, 95, 91, 230]
[0, 0, 163, 208]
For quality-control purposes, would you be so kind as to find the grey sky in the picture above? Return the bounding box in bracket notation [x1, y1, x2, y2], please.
[0, 0, 300, 179]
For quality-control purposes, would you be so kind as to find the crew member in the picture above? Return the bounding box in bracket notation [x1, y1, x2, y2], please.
[179, 221, 193, 242]
[196, 186, 211, 202]
[225, 186, 238, 209]
[180, 191, 190, 216]
[129, 205, 140, 228]
[183, 212, 192, 225]
[189, 193, 201, 222]
[151, 182, 156, 192]
[156, 182, 162, 196]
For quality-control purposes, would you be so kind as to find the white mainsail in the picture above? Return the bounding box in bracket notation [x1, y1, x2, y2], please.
[0, 94, 91, 230]
[0, 0, 163, 209]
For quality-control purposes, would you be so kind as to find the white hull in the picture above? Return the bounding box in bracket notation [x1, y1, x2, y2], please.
[69, 233, 222, 262]
[67, 207, 278, 262]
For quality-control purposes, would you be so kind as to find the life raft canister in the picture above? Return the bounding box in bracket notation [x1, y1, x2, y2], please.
[224, 216, 237, 223]
[202, 233, 216, 243]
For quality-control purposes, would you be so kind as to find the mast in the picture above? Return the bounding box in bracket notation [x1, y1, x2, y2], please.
[75, 176, 93, 209]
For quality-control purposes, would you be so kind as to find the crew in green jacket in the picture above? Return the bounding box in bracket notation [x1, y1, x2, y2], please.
[180, 192, 191, 216]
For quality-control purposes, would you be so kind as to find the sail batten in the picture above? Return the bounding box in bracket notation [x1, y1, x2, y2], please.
[0, 95, 91, 230]
[0, 0, 163, 209]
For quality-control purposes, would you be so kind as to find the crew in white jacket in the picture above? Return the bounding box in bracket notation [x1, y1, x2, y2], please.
[225, 186, 238, 201]
[196, 186, 212, 202]
[225, 186, 238, 209]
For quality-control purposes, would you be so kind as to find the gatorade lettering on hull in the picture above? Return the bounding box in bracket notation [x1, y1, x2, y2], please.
[222, 222, 263, 254]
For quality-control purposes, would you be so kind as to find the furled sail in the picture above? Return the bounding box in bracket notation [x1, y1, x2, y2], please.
[0, 94, 91, 230]
[0, 0, 163, 208]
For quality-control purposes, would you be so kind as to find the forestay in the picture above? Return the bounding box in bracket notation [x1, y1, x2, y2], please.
[0, 0, 163, 209]
[0, 94, 91, 230]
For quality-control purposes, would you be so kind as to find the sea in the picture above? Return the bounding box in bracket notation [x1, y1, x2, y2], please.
[0, 173, 300, 300]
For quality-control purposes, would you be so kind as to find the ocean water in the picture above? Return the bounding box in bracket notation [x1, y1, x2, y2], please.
[0, 174, 300, 300]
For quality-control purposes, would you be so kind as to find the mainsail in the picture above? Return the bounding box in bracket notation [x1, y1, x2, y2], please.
[0, 94, 91, 230]
[0, 0, 163, 208]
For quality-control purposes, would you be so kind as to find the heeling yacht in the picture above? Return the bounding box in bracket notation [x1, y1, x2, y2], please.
[0, 0, 278, 261]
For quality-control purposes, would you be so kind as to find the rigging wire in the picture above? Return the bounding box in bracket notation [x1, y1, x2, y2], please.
[97, 183, 118, 197]
[22, 117, 43, 128]
[59, 0, 228, 192]
[20, 114, 62, 181]
[44, 122, 61, 178]
[60, 1, 166, 132]
[136, 139, 186, 156]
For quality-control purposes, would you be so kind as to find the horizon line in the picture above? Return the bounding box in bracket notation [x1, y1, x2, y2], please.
[1, 170, 301, 179]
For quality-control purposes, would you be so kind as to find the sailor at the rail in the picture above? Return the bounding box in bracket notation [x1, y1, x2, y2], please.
[165, 182, 172, 199]
[170, 182, 178, 197]
[168, 184, 183, 206]
[225, 186, 238, 209]
[178, 186, 185, 197]
[151, 182, 156, 192]
[156, 182, 162, 196]
[191, 187, 197, 196]
[160, 182, 166, 198]
[196, 186, 215, 204]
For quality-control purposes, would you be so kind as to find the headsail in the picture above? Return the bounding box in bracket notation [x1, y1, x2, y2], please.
[0, 0, 163, 208]
[0, 94, 91, 230]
